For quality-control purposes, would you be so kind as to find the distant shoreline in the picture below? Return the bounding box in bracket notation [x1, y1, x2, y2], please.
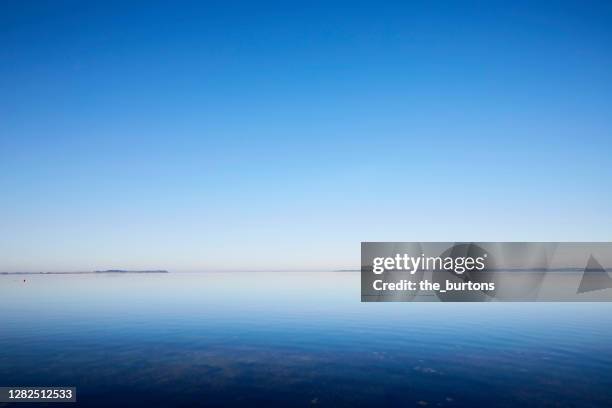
[0, 270, 169, 275]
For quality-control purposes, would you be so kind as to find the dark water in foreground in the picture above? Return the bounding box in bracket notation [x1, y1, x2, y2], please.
[1, 272, 611, 407]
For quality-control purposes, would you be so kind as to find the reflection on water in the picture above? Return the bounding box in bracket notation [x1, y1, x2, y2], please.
[1, 272, 611, 407]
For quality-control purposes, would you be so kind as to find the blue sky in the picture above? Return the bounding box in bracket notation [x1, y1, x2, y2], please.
[1, 1, 612, 271]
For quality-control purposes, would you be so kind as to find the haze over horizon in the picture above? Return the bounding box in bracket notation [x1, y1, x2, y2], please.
[2, 1, 612, 272]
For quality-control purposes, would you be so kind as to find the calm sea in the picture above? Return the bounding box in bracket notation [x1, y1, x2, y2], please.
[1, 272, 611, 407]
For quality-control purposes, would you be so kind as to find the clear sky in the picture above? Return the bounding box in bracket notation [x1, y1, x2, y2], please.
[1, 1, 611, 272]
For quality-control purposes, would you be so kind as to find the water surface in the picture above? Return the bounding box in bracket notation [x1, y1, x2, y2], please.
[1, 272, 611, 407]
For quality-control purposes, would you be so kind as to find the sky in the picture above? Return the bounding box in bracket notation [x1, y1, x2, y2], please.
[1, 0, 612, 272]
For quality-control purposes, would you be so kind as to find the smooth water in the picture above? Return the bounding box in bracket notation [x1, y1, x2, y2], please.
[1, 272, 611, 407]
